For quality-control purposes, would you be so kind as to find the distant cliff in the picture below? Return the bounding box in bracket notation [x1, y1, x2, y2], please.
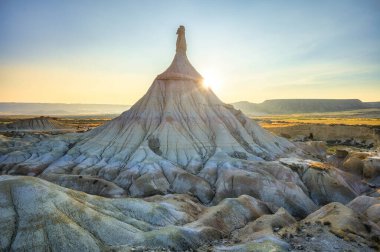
[232, 99, 380, 115]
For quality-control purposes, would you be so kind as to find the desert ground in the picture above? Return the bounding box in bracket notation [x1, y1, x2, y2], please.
[255, 108, 380, 148]
[3, 108, 378, 146]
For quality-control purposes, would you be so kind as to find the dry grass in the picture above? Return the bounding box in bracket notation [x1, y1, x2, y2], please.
[309, 161, 331, 170]
[59, 118, 111, 129]
[258, 118, 380, 128]
[254, 109, 380, 128]
[252, 109, 380, 128]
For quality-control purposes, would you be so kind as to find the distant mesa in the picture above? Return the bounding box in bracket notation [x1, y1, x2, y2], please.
[233, 99, 380, 115]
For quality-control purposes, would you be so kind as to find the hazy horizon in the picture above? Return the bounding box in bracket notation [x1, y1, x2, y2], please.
[1, 97, 380, 107]
[1, 0, 380, 104]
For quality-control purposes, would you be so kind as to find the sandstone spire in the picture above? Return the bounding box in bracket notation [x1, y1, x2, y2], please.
[176, 25, 187, 53]
[38, 26, 302, 208]
[157, 25, 202, 81]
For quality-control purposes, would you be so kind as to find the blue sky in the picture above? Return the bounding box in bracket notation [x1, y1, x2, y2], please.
[1, 0, 379, 104]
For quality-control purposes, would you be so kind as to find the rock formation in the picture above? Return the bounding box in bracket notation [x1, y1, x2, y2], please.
[0, 27, 373, 217]
[0, 176, 273, 251]
[0, 116, 72, 132]
[38, 27, 322, 214]
[0, 26, 379, 251]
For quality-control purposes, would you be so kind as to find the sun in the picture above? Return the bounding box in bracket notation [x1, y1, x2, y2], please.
[201, 71, 222, 92]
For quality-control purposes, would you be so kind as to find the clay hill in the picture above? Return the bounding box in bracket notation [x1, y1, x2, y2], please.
[233, 99, 380, 115]
[0, 26, 379, 251]
[0, 116, 72, 132]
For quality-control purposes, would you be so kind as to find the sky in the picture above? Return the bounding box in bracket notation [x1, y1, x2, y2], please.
[1, 0, 380, 105]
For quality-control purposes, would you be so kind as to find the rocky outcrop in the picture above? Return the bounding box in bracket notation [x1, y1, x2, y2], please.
[277, 202, 380, 251]
[0, 133, 78, 176]
[279, 158, 367, 205]
[0, 176, 275, 251]
[342, 151, 370, 175]
[232, 207, 296, 242]
[2, 176, 378, 252]
[364, 156, 380, 183]
[300, 203, 380, 248]
[0, 116, 72, 132]
[328, 150, 380, 187]
[347, 196, 380, 225]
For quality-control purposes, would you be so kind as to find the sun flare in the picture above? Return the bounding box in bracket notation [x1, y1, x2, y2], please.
[201, 71, 222, 92]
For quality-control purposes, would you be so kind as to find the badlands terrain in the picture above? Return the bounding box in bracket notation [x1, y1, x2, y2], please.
[0, 27, 380, 251]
